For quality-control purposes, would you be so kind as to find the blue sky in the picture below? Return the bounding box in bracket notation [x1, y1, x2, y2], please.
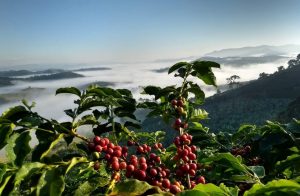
[1, 0, 300, 66]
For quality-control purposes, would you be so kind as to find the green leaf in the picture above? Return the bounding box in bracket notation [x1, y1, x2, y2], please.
[168, 62, 190, 74]
[0, 122, 15, 150]
[190, 109, 209, 122]
[1, 106, 29, 121]
[74, 181, 97, 196]
[192, 61, 220, 86]
[6, 131, 31, 167]
[178, 190, 208, 196]
[0, 174, 13, 194]
[142, 86, 161, 97]
[109, 179, 168, 196]
[244, 179, 300, 196]
[75, 115, 98, 127]
[14, 162, 45, 186]
[56, 87, 81, 97]
[190, 183, 235, 196]
[0, 164, 7, 183]
[40, 134, 64, 160]
[192, 60, 221, 68]
[36, 167, 65, 196]
[248, 166, 265, 178]
[187, 86, 205, 104]
[65, 157, 88, 174]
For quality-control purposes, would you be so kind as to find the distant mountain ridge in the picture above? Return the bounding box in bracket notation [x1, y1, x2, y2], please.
[202, 57, 300, 132]
[205, 44, 300, 58]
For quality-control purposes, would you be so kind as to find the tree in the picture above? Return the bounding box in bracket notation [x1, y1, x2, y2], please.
[287, 54, 300, 69]
[277, 66, 285, 72]
[226, 75, 241, 89]
[259, 72, 268, 79]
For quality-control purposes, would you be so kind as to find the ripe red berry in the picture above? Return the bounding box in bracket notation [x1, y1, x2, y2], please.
[140, 163, 148, 171]
[114, 146, 122, 151]
[170, 185, 181, 194]
[111, 156, 118, 162]
[196, 176, 206, 184]
[122, 146, 128, 153]
[107, 148, 114, 155]
[111, 161, 119, 171]
[137, 146, 144, 153]
[134, 170, 146, 180]
[153, 143, 159, 149]
[174, 137, 181, 147]
[113, 150, 122, 157]
[176, 169, 184, 177]
[189, 169, 196, 176]
[171, 99, 177, 106]
[158, 143, 163, 149]
[191, 145, 197, 153]
[119, 161, 127, 170]
[182, 164, 190, 172]
[94, 145, 102, 152]
[108, 143, 115, 149]
[146, 146, 151, 152]
[189, 163, 197, 170]
[139, 157, 147, 164]
[105, 154, 111, 160]
[150, 168, 157, 176]
[162, 179, 171, 189]
[175, 118, 182, 126]
[130, 155, 137, 160]
[99, 139, 106, 147]
[149, 153, 156, 160]
[127, 140, 135, 146]
[181, 149, 189, 157]
[188, 153, 196, 160]
[182, 156, 189, 162]
[126, 164, 135, 173]
[104, 138, 110, 145]
[130, 158, 138, 167]
[154, 156, 161, 163]
[177, 99, 184, 107]
[93, 136, 101, 144]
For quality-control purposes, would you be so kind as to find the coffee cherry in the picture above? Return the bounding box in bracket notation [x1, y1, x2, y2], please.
[171, 99, 177, 106]
[189, 169, 196, 176]
[119, 161, 127, 170]
[127, 140, 135, 146]
[150, 168, 158, 176]
[182, 164, 190, 172]
[94, 161, 100, 170]
[154, 156, 161, 163]
[130, 158, 138, 167]
[196, 176, 206, 184]
[245, 145, 251, 152]
[153, 143, 159, 149]
[113, 150, 122, 157]
[105, 154, 111, 160]
[189, 163, 197, 170]
[126, 164, 135, 173]
[134, 170, 146, 180]
[137, 146, 144, 153]
[104, 138, 110, 145]
[176, 169, 184, 177]
[139, 157, 147, 164]
[93, 136, 101, 144]
[175, 118, 182, 126]
[158, 143, 163, 149]
[95, 145, 102, 152]
[177, 100, 184, 107]
[149, 153, 156, 160]
[107, 148, 114, 155]
[140, 163, 148, 171]
[170, 185, 181, 194]
[108, 143, 115, 149]
[111, 161, 119, 171]
[162, 179, 171, 189]
[191, 145, 197, 153]
[188, 153, 196, 160]
[122, 146, 128, 153]
[99, 139, 106, 147]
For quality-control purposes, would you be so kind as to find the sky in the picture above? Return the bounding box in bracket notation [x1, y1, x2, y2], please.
[1, 0, 300, 67]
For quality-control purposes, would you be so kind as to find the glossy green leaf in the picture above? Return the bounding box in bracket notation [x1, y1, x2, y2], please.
[6, 131, 31, 167]
[168, 62, 190, 74]
[36, 167, 65, 196]
[14, 162, 45, 186]
[244, 179, 300, 196]
[0, 122, 15, 150]
[56, 87, 81, 97]
[248, 166, 265, 178]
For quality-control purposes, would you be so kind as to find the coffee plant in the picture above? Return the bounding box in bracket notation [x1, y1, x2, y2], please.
[0, 60, 300, 195]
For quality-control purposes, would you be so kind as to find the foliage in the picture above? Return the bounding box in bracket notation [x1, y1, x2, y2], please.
[0, 59, 299, 195]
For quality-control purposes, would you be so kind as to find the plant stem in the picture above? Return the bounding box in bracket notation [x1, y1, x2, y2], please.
[110, 105, 118, 144]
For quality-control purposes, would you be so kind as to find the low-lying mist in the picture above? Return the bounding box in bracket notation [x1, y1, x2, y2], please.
[0, 58, 289, 122]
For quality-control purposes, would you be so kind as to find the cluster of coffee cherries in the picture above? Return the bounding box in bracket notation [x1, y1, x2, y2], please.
[171, 97, 188, 130]
[230, 145, 251, 157]
[173, 132, 206, 189]
[88, 136, 186, 194]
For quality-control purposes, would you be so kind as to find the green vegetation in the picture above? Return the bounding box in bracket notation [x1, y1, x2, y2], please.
[0, 59, 299, 195]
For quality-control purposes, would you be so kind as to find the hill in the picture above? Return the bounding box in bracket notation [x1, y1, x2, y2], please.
[202, 59, 300, 132]
[205, 44, 300, 57]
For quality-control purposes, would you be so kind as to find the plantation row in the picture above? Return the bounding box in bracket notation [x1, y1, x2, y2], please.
[0, 60, 299, 195]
